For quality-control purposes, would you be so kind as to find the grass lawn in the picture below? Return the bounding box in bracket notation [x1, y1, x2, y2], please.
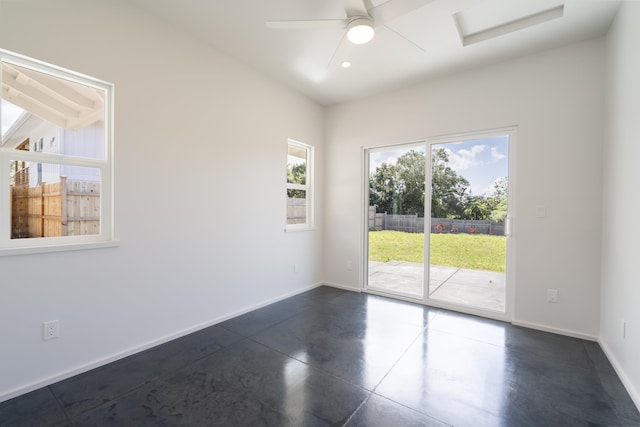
[369, 230, 506, 272]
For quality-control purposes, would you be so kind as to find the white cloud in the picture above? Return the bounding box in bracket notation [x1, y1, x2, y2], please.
[444, 144, 507, 174]
[369, 146, 425, 170]
[445, 144, 488, 171]
[490, 146, 506, 161]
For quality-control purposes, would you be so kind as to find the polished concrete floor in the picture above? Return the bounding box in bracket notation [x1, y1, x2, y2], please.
[369, 261, 505, 312]
[1, 286, 639, 426]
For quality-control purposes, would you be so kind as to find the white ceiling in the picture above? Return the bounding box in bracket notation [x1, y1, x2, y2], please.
[129, 0, 620, 106]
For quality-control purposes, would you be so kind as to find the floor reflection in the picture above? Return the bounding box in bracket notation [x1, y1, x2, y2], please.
[2, 287, 637, 426]
[376, 314, 508, 426]
[284, 351, 308, 422]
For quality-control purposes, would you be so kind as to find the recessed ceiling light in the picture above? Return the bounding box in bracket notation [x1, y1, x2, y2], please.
[341, 61, 352, 68]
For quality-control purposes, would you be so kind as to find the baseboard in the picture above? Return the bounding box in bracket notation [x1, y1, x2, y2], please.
[510, 319, 598, 341]
[598, 339, 640, 412]
[0, 282, 323, 404]
[325, 284, 597, 343]
[322, 281, 361, 292]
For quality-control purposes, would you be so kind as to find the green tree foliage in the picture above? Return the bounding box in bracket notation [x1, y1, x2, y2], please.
[287, 162, 306, 185]
[464, 196, 490, 220]
[396, 150, 426, 216]
[287, 162, 306, 198]
[369, 162, 399, 214]
[370, 150, 425, 216]
[430, 148, 470, 219]
[487, 177, 508, 222]
[369, 147, 508, 222]
[460, 177, 508, 221]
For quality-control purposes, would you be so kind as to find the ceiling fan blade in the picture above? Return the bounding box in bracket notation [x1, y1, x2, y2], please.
[362, 0, 376, 14]
[266, 19, 348, 30]
[368, 0, 437, 25]
[326, 32, 353, 70]
[383, 25, 425, 52]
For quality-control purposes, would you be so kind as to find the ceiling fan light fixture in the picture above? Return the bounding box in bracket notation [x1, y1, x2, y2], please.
[347, 17, 375, 44]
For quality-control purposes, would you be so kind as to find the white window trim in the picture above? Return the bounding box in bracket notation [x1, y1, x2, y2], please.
[0, 49, 115, 255]
[286, 139, 314, 232]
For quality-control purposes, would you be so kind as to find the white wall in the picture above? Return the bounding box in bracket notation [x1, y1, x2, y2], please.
[0, 0, 324, 401]
[324, 39, 605, 338]
[601, 1, 640, 407]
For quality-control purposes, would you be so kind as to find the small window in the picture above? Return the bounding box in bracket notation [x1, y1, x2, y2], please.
[1, 49, 114, 253]
[286, 140, 313, 230]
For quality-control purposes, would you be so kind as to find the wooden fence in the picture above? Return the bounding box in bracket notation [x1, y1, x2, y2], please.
[369, 206, 505, 235]
[11, 177, 100, 238]
[429, 218, 505, 235]
[14, 168, 29, 186]
[287, 197, 306, 224]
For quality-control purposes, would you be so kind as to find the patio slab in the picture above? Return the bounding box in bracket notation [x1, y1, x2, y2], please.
[368, 261, 505, 312]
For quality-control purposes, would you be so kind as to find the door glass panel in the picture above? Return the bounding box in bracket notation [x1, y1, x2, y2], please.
[428, 136, 509, 312]
[367, 145, 426, 298]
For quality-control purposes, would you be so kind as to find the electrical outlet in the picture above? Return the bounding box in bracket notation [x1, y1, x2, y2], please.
[547, 289, 559, 303]
[293, 264, 298, 273]
[622, 320, 626, 340]
[43, 320, 59, 341]
[347, 260, 353, 271]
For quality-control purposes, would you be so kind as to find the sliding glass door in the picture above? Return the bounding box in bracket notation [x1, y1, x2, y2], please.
[364, 130, 513, 318]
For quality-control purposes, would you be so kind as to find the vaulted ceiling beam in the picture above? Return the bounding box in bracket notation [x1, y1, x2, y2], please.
[1, 86, 68, 129]
[2, 67, 81, 119]
[14, 65, 103, 110]
[1, 62, 105, 131]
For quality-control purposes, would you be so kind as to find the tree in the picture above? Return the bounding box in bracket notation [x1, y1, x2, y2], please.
[464, 196, 490, 220]
[369, 148, 505, 222]
[395, 150, 426, 216]
[369, 149, 426, 216]
[462, 177, 508, 222]
[369, 162, 400, 214]
[287, 163, 306, 198]
[486, 177, 508, 222]
[430, 148, 470, 219]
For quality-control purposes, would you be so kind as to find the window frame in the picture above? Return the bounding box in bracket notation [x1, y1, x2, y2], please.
[286, 139, 314, 231]
[0, 49, 115, 255]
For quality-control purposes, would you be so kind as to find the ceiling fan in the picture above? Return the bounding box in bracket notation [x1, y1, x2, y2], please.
[266, 0, 435, 68]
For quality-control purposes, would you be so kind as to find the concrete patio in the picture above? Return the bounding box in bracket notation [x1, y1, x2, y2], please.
[368, 261, 505, 312]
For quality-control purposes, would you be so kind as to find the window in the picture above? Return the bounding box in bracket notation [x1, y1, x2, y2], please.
[286, 140, 313, 230]
[1, 49, 114, 254]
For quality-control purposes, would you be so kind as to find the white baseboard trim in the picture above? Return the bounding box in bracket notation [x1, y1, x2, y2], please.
[0, 282, 324, 404]
[322, 281, 361, 292]
[321, 285, 600, 343]
[598, 339, 640, 412]
[510, 320, 598, 341]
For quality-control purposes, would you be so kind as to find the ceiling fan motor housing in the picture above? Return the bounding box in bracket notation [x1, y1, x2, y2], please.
[347, 16, 375, 44]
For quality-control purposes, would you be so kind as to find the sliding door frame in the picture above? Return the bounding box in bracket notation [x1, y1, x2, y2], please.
[361, 126, 516, 323]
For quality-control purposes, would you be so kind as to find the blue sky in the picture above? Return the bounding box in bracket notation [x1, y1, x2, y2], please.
[1, 99, 25, 136]
[369, 135, 509, 196]
[434, 135, 509, 196]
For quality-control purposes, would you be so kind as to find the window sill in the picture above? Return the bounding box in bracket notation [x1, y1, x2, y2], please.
[285, 226, 315, 233]
[0, 240, 120, 257]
